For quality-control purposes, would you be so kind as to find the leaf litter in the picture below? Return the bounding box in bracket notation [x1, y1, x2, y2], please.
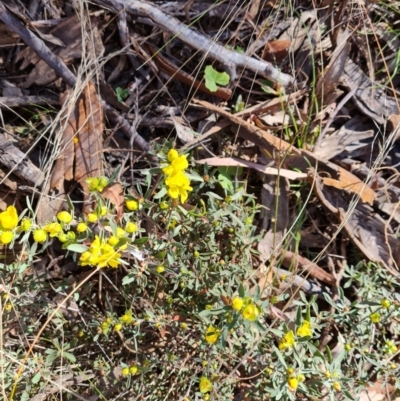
[0, 0, 400, 399]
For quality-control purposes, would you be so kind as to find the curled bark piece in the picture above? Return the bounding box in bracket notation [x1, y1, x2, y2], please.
[0, 3, 148, 152]
[94, 0, 295, 87]
[0, 134, 44, 187]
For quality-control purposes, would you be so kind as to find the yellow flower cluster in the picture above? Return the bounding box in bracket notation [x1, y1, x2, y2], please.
[162, 149, 193, 203]
[85, 176, 109, 192]
[80, 235, 122, 268]
[0, 205, 18, 245]
[278, 320, 313, 350]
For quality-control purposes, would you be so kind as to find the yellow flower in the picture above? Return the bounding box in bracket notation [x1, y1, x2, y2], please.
[370, 312, 381, 323]
[242, 303, 259, 321]
[126, 199, 139, 211]
[99, 205, 108, 216]
[297, 320, 312, 337]
[116, 228, 126, 238]
[297, 374, 305, 382]
[108, 236, 119, 246]
[19, 218, 32, 231]
[278, 331, 296, 350]
[129, 365, 139, 375]
[58, 233, 68, 243]
[120, 310, 133, 324]
[87, 213, 98, 223]
[125, 222, 138, 233]
[156, 265, 165, 273]
[205, 326, 220, 344]
[121, 367, 130, 376]
[57, 211, 73, 224]
[231, 297, 244, 311]
[381, 299, 391, 309]
[165, 171, 193, 203]
[86, 177, 100, 192]
[114, 323, 122, 332]
[79, 236, 121, 268]
[33, 229, 47, 243]
[44, 222, 62, 237]
[0, 231, 14, 245]
[0, 206, 18, 230]
[167, 149, 179, 162]
[199, 376, 212, 394]
[333, 381, 341, 392]
[288, 377, 298, 391]
[77, 222, 88, 233]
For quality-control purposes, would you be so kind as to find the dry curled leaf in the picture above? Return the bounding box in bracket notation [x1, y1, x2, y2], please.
[101, 183, 124, 222]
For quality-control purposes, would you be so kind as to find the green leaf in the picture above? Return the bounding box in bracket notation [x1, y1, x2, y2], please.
[32, 372, 41, 384]
[204, 65, 230, 92]
[67, 244, 89, 253]
[63, 351, 76, 363]
[217, 173, 233, 192]
[325, 345, 333, 364]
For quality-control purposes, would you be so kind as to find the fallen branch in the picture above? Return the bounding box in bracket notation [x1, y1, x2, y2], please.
[93, 0, 295, 88]
[0, 3, 149, 152]
[0, 133, 44, 187]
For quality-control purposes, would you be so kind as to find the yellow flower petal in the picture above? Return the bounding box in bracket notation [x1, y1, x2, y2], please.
[278, 330, 296, 350]
[199, 376, 212, 394]
[297, 320, 312, 337]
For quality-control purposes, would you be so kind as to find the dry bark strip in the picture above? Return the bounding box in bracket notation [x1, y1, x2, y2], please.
[0, 3, 148, 152]
[0, 133, 44, 187]
[93, 0, 294, 87]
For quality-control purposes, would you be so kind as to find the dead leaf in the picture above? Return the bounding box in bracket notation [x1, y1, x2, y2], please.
[196, 157, 307, 180]
[74, 81, 104, 202]
[313, 117, 375, 160]
[17, 15, 103, 88]
[262, 40, 290, 62]
[101, 183, 124, 222]
[193, 99, 376, 204]
[312, 172, 400, 274]
[316, 29, 350, 106]
[341, 58, 400, 124]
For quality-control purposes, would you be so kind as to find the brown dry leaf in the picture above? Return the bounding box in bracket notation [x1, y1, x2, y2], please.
[316, 29, 350, 106]
[279, 11, 317, 53]
[101, 183, 124, 222]
[74, 81, 104, 202]
[196, 157, 307, 181]
[17, 15, 103, 88]
[312, 172, 400, 274]
[0, 23, 19, 45]
[313, 117, 375, 160]
[357, 380, 395, 401]
[193, 99, 376, 204]
[37, 91, 78, 224]
[261, 40, 290, 62]
[341, 58, 400, 124]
